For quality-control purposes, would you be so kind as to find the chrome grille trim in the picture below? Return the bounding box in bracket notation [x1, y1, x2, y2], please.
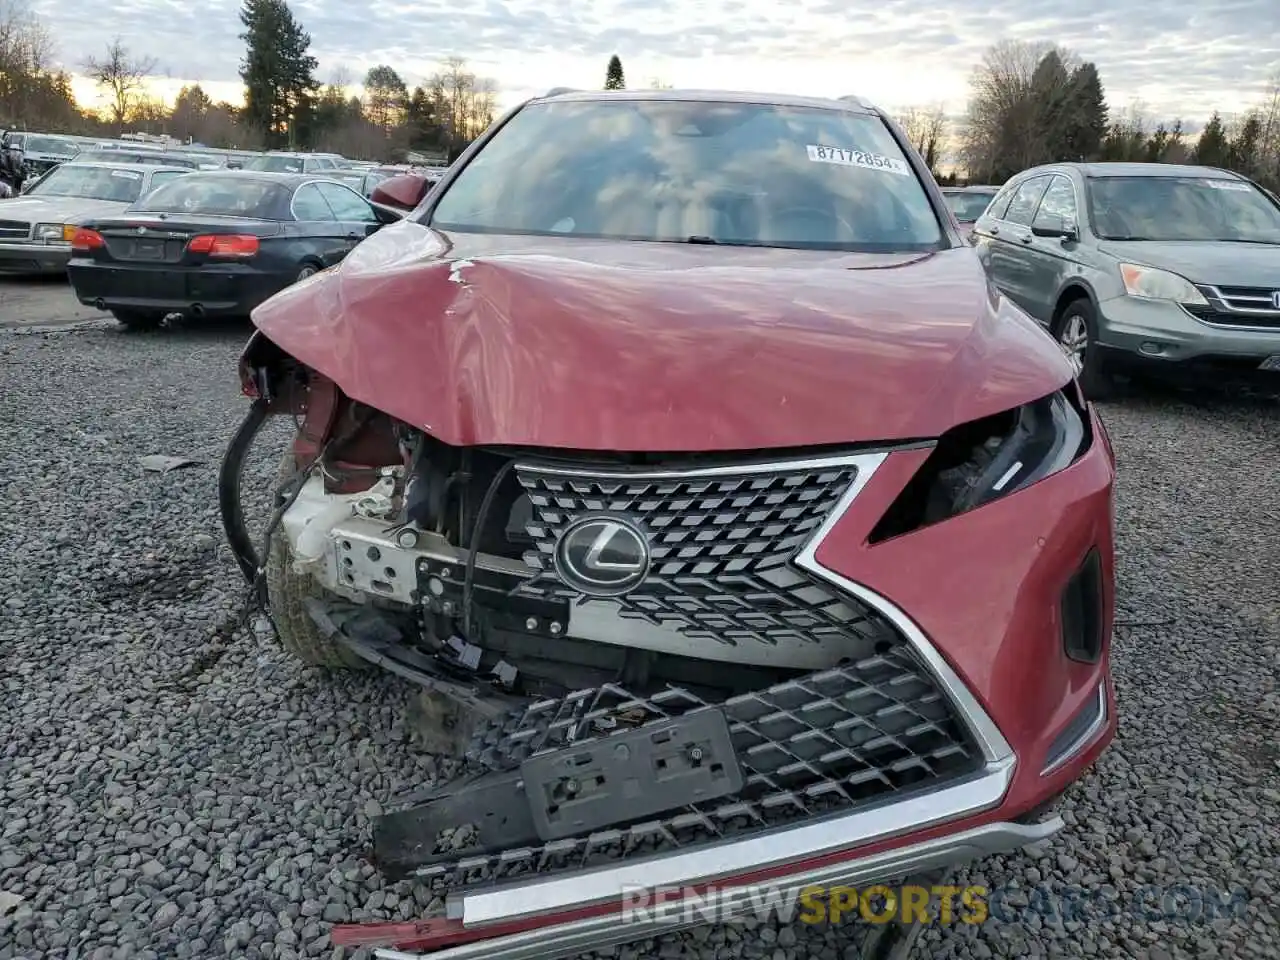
[0, 220, 32, 241]
[1191, 284, 1280, 329]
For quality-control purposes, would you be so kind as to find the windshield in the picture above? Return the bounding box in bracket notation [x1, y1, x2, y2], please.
[243, 155, 305, 173]
[944, 190, 997, 222]
[26, 136, 79, 156]
[430, 99, 942, 251]
[28, 165, 146, 202]
[1087, 176, 1280, 243]
[134, 175, 288, 218]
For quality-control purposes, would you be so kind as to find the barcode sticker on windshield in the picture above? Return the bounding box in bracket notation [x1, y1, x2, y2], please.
[110, 170, 141, 179]
[1204, 179, 1251, 191]
[806, 145, 910, 175]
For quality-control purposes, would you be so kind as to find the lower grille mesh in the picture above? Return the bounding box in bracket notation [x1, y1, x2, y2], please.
[408, 648, 982, 887]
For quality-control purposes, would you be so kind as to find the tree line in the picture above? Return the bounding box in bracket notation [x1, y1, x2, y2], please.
[950, 39, 1280, 190]
[5, 1, 1280, 181]
[0, 0, 495, 161]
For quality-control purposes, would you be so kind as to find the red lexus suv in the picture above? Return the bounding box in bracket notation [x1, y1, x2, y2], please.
[219, 88, 1117, 960]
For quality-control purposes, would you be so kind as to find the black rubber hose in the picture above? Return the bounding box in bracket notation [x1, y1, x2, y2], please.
[462, 459, 516, 640]
[218, 397, 269, 584]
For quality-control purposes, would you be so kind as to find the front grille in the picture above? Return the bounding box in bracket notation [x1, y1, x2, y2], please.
[1191, 286, 1280, 328]
[0, 220, 30, 240]
[386, 454, 986, 888]
[407, 648, 983, 886]
[514, 459, 885, 651]
[1215, 284, 1280, 309]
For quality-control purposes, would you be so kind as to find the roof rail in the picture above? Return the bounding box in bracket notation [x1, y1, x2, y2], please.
[543, 87, 581, 98]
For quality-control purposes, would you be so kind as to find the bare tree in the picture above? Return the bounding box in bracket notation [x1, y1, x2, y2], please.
[1253, 73, 1280, 186]
[83, 37, 157, 133]
[896, 104, 948, 172]
[426, 57, 498, 156]
[0, 0, 54, 121]
[961, 40, 1053, 180]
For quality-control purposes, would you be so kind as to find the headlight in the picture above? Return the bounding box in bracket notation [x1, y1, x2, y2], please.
[1118, 263, 1207, 305]
[871, 391, 1090, 541]
[34, 223, 70, 243]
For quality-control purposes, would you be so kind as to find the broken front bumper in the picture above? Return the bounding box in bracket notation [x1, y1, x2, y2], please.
[335, 812, 1060, 959]
[275, 443, 1114, 958]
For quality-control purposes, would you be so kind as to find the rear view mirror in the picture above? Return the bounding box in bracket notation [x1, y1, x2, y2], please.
[371, 173, 429, 212]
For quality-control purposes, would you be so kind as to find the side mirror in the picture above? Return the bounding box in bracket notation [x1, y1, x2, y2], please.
[1031, 214, 1079, 242]
[371, 202, 407, 225]
[370, 173, 429, 212]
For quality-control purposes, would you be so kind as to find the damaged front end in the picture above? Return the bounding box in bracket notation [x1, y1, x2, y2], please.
[220, 334, 1042, 959]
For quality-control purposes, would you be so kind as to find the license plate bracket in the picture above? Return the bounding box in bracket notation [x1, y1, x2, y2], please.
[521, 708, 743, 841]
[1259, 355, 1280, 371]
[133, 239, 164, 260]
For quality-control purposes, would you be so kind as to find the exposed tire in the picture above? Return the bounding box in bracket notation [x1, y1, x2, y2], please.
[1054, 298, 1115, 401]
[295, 264, 319, 283]
[111, 309, 164, 330]
[265, 450, 366, 669]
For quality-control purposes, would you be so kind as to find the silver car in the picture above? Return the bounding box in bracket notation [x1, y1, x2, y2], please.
[0, 162, 191, 274]
[972, 161, 1280, 397]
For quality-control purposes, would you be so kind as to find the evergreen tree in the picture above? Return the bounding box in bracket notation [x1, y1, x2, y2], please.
[239, 0, 319, 148]
[406, 86, 443, 151]
[1229, 114, 1262, 174]
[605, 55, 625, 90]
[1193, 112, 1230, 167]
[363, 65, 407, 133]
[1029, 50, 1071, 162]
[1062, 63, 1108, 160]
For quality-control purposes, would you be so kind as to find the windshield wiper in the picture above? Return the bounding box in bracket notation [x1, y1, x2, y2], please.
[683, 236, 777, 247]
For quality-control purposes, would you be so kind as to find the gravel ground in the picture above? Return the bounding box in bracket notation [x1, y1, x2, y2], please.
[0, 296, 1277, 960]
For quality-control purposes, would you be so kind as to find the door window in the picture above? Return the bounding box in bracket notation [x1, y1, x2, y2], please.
[292, 183, 335, 221]
[1033, 176, 1078, 228]
[985, 183, 1016, 220]
[1004, 177, 1051, 226]
[317, 181, 377, 222]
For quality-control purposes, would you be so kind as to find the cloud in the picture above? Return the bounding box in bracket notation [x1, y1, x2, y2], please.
[34, 0, 1280, 119]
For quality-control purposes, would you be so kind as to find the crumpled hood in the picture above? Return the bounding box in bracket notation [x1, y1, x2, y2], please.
[1096, 240, 1280, 287]
[251, 222, 1073, 451]
[0, 196, 129, 224]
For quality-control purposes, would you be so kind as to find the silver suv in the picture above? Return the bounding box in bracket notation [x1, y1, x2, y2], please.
[972, 161, 1280, 397]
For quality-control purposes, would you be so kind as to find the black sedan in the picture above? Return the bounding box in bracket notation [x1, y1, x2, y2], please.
[66, 171, 403, 329]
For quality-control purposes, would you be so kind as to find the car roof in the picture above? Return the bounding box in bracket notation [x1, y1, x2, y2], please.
[189, 171, 374, 194]
[179, 170, 318, 186]
[942, 185, 999, 192]
[51, 161, 192, 173]
[531, 87, 880, 115]
[1026, 161, 1246, 181]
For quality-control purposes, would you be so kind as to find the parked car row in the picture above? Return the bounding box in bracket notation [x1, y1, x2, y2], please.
[1, 129, 451, 198]
[943, 163, 1280, 396]
[0, 160, 409, 327]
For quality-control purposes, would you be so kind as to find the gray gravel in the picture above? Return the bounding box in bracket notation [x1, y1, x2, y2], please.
[0, 310, 1277, 960]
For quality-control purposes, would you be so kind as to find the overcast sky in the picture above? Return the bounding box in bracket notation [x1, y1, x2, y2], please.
[39, 0, 1280, 121]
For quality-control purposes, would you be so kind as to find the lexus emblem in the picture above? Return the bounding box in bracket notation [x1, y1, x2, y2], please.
[136, 226, 146, 235]
[553, 516, 650, 597]
[1272, 291, 1280, 310]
